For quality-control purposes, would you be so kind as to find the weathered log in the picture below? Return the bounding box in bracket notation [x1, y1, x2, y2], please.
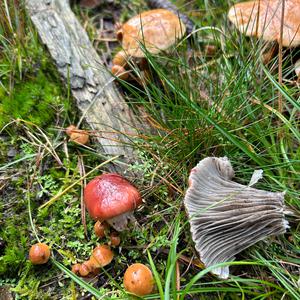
[26, 0, 145, 177]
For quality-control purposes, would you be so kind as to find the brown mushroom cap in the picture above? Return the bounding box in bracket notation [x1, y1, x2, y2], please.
[66, 125, 89, 145]
[228, 0, 300, 47]
[29, 243, 51, 265]
[123, 263, 154, 296]
[89, 245, 114, 268]
[109, 232, 121, 247]
[94, 221, 108, 238]
[120, 9, 186, 57]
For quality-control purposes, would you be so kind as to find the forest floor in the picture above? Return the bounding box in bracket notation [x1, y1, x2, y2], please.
[0, 0, 299, 299]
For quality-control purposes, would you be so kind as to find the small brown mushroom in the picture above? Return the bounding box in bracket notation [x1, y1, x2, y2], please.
[89, 245, 114, 268]
[71, 263, 81, 275]
[109, 232, 121, 247]
[123, 263, 154, 296]
[184, 157, 288, 279]
[79, 261, 93, 277]
[65, 125, 89, 145]
[94, 221, 109, 238]
[112, 9, 186, 80]
[29, 243, 51, 265]
[84, 173, 142, 231]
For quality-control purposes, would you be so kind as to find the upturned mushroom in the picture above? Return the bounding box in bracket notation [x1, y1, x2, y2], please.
[84, 173, 142, 231]
[111, 9, 186, 80]
[228, 0, 300, 75]
[184, 157, 288, 279]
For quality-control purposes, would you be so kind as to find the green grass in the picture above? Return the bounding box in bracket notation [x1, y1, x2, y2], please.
[1, 0, 300, 299]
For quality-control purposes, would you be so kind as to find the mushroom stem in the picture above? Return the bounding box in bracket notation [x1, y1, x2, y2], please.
[106, 211, 136, 232]
[112, 50, 128, 67]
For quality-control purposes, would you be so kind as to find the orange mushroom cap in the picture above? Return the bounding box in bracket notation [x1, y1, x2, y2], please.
[89, 245, 114, 268]
[123, 263, 154, 296]
[110, 232, 121, 247]
[120, 9, 186, 57]
[111, 65, 129, 80]
[94, 221, 108, 238]
[228, 0, 300, 47]
[29, 243, 50, 265]
[66, 125, 89, 145]
[66, 125, 77, 136]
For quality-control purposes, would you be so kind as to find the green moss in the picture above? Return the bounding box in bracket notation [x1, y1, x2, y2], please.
[0, 220, 27, 277]
[0, 70, 68, 128]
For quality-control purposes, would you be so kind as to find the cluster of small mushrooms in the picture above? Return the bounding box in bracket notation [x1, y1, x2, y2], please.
[73, 173, 154, 296]
[29, 172, 154, 296]
[28, 0, 296, 295]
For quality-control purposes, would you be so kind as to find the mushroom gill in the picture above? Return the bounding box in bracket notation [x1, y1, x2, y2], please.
[184, 157, 288, 279]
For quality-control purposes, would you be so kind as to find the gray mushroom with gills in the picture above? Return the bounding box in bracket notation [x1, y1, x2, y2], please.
[184, 157, 288, 279]
[111, 9, 186, 80]
[84, 173, 142, 231]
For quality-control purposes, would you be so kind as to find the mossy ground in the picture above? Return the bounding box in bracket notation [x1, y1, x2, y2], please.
[1, 0, 300, 299]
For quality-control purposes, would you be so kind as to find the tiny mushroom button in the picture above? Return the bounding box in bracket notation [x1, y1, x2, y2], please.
[84, 173, 142, 231]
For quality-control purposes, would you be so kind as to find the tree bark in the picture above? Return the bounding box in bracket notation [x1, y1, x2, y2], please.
[26, 0, 145, 178]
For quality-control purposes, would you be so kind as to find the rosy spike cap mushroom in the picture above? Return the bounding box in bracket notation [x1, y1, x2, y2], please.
[84, 173, 142, 231]
[184, 157, 288, 279]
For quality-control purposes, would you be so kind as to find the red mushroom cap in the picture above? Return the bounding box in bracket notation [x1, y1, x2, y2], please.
[84, 173, 142, 220]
